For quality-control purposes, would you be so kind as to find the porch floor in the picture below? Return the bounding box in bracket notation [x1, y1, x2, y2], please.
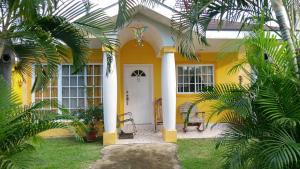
[116, 124, 225, 144]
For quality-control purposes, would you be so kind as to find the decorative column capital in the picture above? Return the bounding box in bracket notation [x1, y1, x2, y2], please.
[159, 46, 176, 57]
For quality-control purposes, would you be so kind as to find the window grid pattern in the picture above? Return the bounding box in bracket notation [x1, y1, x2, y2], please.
[62, 65, 86, 112]
[177, 65, 214, 93]
[86, 65, 102, 107]
[34, 64, 103, 113]
[34, 65, 58, 112]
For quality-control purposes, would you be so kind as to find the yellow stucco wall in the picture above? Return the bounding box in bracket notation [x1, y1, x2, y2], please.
[119, 40, 240, 123]
[17, 40, 242, 137]
[175, 52, 240, 123]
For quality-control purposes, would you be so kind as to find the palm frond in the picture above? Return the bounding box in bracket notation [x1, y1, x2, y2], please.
[36, 16, 89, 73]
[171, 0, 211, 60]
[192, 31, 300, 168]
[11, 29, 61, 91]
[171, 0, 276, 59]
[258, 77, 300, 127]
[0, 76, 84, 168]
[115, 0, 165, 29]
[259, 128, 300, 169]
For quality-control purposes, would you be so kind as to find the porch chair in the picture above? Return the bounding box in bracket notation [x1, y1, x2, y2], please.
[154, 98, 163, 132]
[117, 112, 137, 139]
[179, 102, 206, 132]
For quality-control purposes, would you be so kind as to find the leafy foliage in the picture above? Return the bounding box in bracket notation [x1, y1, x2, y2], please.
[72, 106, 104, 132]
[0, 76, 83, 169]
[170, 0, 300, 60]
[0, 0, 116, 91]
[193, 31, 300, 169]
[115, 0, 166, 29]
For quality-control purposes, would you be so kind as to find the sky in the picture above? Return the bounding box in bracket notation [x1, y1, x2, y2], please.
[89, 0, 176, 18]
[87, 0, 278, 27]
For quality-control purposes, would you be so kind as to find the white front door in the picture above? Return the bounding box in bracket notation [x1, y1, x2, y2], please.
[124, 65, 153, 124]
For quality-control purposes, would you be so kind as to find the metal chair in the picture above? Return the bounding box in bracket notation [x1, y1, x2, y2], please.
[117, 112, 137, 139]
[179, 102, 206, 132]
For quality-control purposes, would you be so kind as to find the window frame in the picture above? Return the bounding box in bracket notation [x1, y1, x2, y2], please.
[176, 64, 215, 94]
[32, 63, 103, 114]
[31, 64, 59, 111]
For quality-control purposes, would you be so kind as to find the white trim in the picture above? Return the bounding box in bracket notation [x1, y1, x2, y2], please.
[123, 64, 154, 124]
[176, 64, 215, 94]
[57, 65, 62, 114]
[84, 66, 87, 109]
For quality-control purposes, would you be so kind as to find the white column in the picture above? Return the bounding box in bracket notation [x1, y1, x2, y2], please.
[162, 52, 176, 131]
[103, 51, 117, 133]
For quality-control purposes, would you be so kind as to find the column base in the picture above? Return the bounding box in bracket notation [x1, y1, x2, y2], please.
[162, 128, 177, 143]
[103, 131, 117, 145]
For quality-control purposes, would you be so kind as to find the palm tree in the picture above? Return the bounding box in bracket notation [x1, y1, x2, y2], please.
[171, 0, 300, 72]
[0, 76, 84, 169]
[0, 0, 167, 90]
[270, 0, 299, 72]
[0, 0, 116, 90]
[193, 31, 300, 169]
[171, 0, 274, 58]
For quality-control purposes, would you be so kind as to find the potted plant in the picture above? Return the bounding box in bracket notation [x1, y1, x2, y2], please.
[72, 105, 103, 142]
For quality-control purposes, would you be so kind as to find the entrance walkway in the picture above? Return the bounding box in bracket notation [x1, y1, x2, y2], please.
[90, 143, 181, 169]
[116, 124, 225, 144]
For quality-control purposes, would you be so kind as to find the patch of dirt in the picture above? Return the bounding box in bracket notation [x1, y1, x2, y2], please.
[90, 143, 181, 169]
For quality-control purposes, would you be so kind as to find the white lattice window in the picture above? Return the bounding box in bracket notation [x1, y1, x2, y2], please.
[86, 65, 102, 107]
[177, 65, 214, 93]
[33, 64, 103, 113]
[34, 65, 58, 113]
[61, 65, 86, 112]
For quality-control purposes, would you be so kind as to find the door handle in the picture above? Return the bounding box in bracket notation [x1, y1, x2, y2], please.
[126, 90, 129, 105]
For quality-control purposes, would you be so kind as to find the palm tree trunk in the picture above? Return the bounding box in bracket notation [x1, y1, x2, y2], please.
[0, 60, 12, 87]
[270, 0, 299, 74]
[0, 41, 13, 87]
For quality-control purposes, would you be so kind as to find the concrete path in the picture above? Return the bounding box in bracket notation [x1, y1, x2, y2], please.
[117, 124, 225, 144]
[90, 143, 181, 169]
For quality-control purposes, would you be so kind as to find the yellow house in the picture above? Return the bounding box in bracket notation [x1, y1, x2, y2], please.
[13, 5, 246, 145]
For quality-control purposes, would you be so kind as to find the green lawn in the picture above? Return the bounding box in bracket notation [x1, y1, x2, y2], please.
[177, 139, 223, 169]
[12, 138, 102, 169]
[12, 138, 222, 169]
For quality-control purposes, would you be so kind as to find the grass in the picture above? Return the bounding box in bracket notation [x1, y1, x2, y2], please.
[12, 138, 222, 169]
[177, 139, 223, 169]
[12, 137, 102, 169]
